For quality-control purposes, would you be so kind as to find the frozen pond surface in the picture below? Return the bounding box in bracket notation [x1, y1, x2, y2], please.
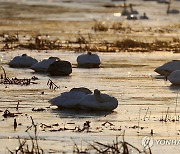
[0, 0, 179, 152]
[1, 50, 180, 153]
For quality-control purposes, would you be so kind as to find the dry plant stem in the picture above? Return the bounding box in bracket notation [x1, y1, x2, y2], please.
[165, 107, 170, 122]
[16, 137, 27, 153]
[148, 111, 151, 121]
[138, 108, 141, 133]
[16, 102, 19, 111]
[14, 118, 17, 131]
[93, 140, 142, 153]
[72, 138, 88, 153]
[144, 107, 149, 121]
[175, 93, 178, 121]
[1, 66, 7, 78]
[47, 79, 59, 90]
[87, 131, 143, 154]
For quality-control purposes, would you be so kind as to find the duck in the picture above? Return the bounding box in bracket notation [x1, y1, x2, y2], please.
[139, 12, 149, 20]
[127, 14, 138, 20]
[31, 57, 60, 72]
[121, 2, 130, 16]
[129, 4, 138, 14]
[70, 87, 92, 94]
[47, 60, 72, 76]
[154, 60, 180, 77]
[168, 70, 180, 85]
[49, 87, 92, 108]
[9, 54, 38, 68]
[78, 89, 118, 111]
[77, 52, 101, 68]
[167, 2, 179, 14]
[49, 88, 118, 111]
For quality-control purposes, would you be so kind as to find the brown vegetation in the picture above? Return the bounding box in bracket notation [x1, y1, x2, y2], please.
[0, 67, 37, 86]
[0, 31, 179, 52]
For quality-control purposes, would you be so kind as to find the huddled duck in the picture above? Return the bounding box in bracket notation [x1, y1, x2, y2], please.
[70, 87, 92, 94]
[48, 60, 72, 76]
[168, 70, 180, 85]
[167, 2, 179, 14]
[139, 12, 149, 20]
[77, 52, 101, 68]
[49, 87, 90, 109]
[78, 89, 118, 111]
[49, 88, 118, 111]
[129, 4, 138, 14]
[127, 14, 138, 20]
[154, 60, 180, 77]
[9, 54, 38, 68]
[121, 2, 130, 16]
[31, 57, 59, 72]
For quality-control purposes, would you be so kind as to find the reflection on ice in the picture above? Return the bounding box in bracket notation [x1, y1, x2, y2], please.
[51, 108, 115, 118]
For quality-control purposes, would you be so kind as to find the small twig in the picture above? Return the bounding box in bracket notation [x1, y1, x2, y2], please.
[175, 93, 178, 121]
[102, 121, 114, 126]
[1, 66, 7, 78]
[30, 116, 35, 127]
[123, 141, 142, 153]
[89, 143, 106, 153]
[47, 79, 59, 90]
[16, 102, 19, 111]
[165, 107, 170, 122]
[14, 118, 17, 131]
[144, 107, 149, 121]
[138, 108, 141, 133]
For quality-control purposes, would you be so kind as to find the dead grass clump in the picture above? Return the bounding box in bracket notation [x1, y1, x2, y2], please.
[152, 40, 168, 47]
[111, 38, 180, 52]
[152, 39, 180, 52]
[114, 39, 150, 48]
[92, 21, 109, 32]
[172, 37, 180, 43]
[0, 66, 37, 85]
[7, 116, 44, 154]
[73, 131, 151, 153]
[0, 33, 63, 51]
[47, 79, 59, 90]
[19, 35, 62, 50]
[2, 109, 17, 118]
[0, 31, 179, 53]
[75, 33, 89, 44]
[160, 107, 180, 123]
[111, 22, 130, 32]
[72, 140, 90, 153]
[7, 136, 44, 154]
[0, 32, 19, 50]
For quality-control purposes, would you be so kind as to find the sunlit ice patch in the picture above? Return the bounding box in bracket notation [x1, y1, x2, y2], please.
[113, 13, 121, 17]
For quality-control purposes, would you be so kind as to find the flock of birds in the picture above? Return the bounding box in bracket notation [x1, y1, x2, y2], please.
[120, 3, 149, 20]
[6, 0, 180, 112]
[7, 52, 180, 111]
[115, 0, 179, 20]
[9, 52, 101, 75]
[8, 52, 118, 111]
